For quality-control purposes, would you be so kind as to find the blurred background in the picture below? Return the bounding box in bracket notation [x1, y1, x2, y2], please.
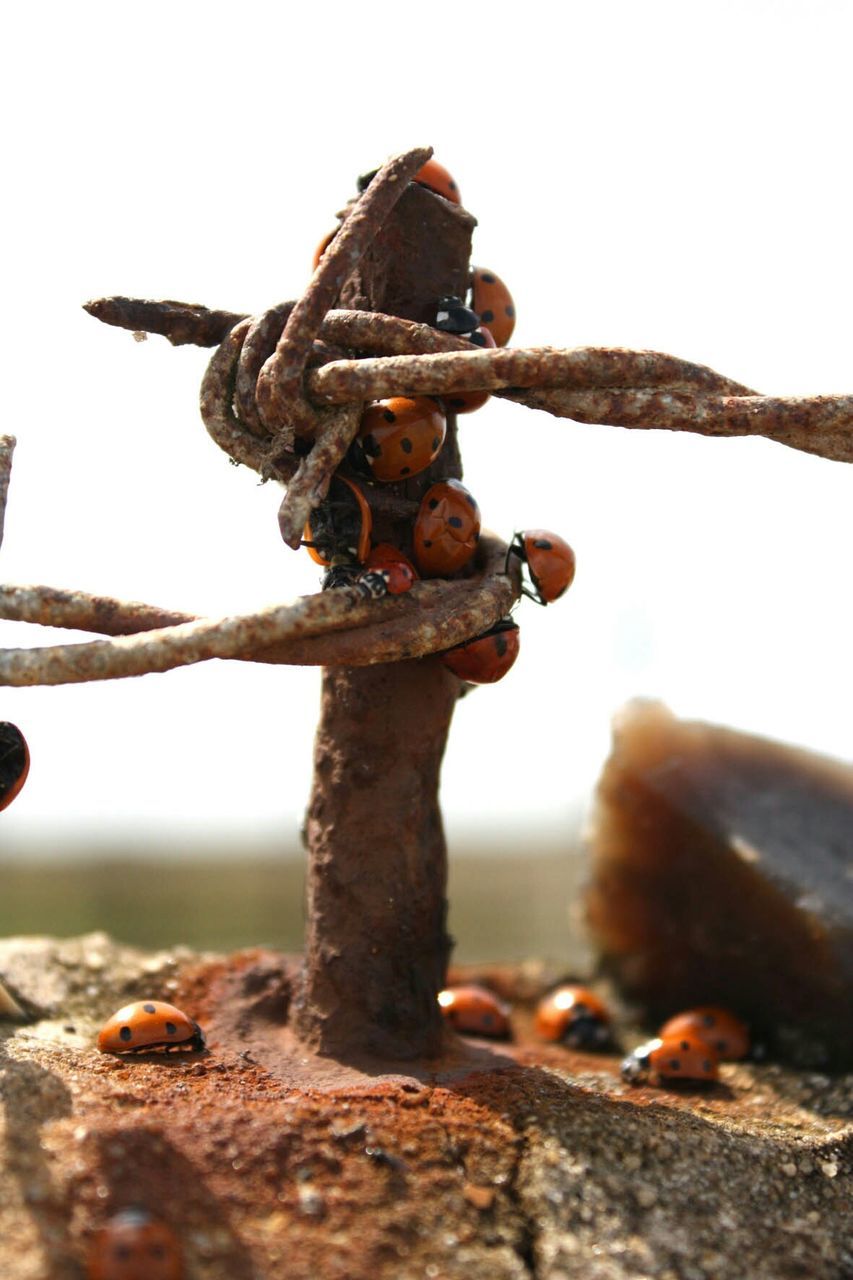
[1, 1, 850, 960]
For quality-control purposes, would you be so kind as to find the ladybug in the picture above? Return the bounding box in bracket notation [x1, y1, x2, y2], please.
[414, 158, 462, 205]
[312, 227, 338, 270]
[507, 530, 576, 605]
[0, 721, 30, 812]
[440, 617, 519, 685]
[534, 985, 612, 1050]
[413, 479, 481, 577]
[301, 475, 372, 566]
[97, 1001, 205, 1055]
[621, 1034, 719, 1086]
[659, 1007, 750, 1061]
[442, 326, 497, 415]
[471, 267, 516, 347]
[435, 295, 480, 335]
[437, 985, 511, 1039]
[365, 543, 419, 596]
[356, 397, 446, 483]
[87, 1207, 183, 1280]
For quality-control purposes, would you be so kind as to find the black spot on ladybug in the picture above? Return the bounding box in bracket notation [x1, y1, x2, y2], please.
[120, 1026, 132, 1042]
[702, 1014, 716, 1027]
[474, 530, 480, 541]
[481, 273, 496, 285]
[449, 180, 458, 191]
[448, 516, 463, 529]
[481, 309, 495, 323]
[432, 436, 441, 450]
[383, 409, 396, 423]
[482, 1013, 494, 1026]
[165, 1021, 177, 1035]
[669, 1058, 681, 1071]
[400, 467, 411, 475]
[494, 634, 508, 658]
[680, 1040, 691, 1051]
[506, 305, 516, 318]
[428, 499, 439, 510]
[533, 538, 553, 551]
[704, 1059, 713, 1072]
[423, 539, 433, 548]
[466, 493, 477, 507]
[447, 400, 465, 411]
[400, 437, 413, 453]
[143, 1003, 156, 1014]
[362, 434, 381, 458]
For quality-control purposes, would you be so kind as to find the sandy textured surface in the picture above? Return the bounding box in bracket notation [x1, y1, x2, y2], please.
[0, 935, 851, 1279]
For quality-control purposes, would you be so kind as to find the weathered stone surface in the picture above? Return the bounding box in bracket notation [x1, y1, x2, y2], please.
[1, 936, 851, 1278]
[585, 700, 853, 1068]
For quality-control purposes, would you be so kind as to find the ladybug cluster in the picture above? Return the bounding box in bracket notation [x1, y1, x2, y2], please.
[437, 982, 751, 1090]
[621, 1006, 751, 1086]
[302, 159, 575, 684]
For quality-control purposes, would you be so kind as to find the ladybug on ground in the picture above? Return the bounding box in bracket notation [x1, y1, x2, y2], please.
[440, 617, 519, 685]
[442, 326, 497, 415]
[365, 543, 419, 595]
[301, 475, 373, 566]
[471, 267, 516, 347]
[658, 1007, 750, 1061]
[621, 1034, 719, 1086]
[438, 985, 512, 1039]
[0, 722, 29, 812]
[413, 479, 481, 577]
[414, 158, 462, 205]
[87, 1207, 183, 1280]
[355, 396, 446, 483]
[534, 985, 613, 1050]
[312, 227, 338, 270]
[97, 1000, 205, 1055]
[507, 530, 576, 605]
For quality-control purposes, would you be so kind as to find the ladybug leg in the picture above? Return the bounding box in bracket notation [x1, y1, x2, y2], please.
[520, 585, 547, 607]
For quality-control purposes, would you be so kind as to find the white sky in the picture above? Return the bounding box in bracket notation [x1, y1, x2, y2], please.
[1, 1, 851, 853]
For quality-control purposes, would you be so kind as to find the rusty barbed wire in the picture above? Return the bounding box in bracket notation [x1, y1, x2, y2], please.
[4, 146, 852, 692]
[0, 436, 15, 552]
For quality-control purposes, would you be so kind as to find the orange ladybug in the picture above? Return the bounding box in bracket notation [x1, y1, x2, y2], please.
[415, 158, 461, 205]
[508, 530, 576, 605]
[471, 267, 515, 346]
[621, 1034, 719, 1085]
[301, 475, 372, 566]
[438, 985, 511, 1038]
[659, 1007, 750, 1061]
[413, 479, 481, 577]
[534, 985, 612, 1050]
[0, 722, 29, 812]
[97, 1001, 205, 1055]
[312, 227, 338, 270]
[365, 543, 419, 596]
[440, 618, 519, 684]
[87, 1207, 183, 1280]
[356, 397, 446, 482]
[443, 326, 497, 416]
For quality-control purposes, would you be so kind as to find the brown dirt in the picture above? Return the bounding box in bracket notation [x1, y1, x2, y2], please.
[1, 936, 851, 1279]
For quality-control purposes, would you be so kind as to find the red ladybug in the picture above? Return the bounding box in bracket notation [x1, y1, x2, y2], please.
[659, 1007, 750, 1061]
[357, 397, 446, 482]
[414, 158, 461, 205]
[508, 530, 576, 605]
[621, 1034, 719, 1085]
[471, 267, 515, 346]
[365, 543, 419, 595]
[301, 475, 373, 566]
[97, 1001, 205, 1055]
[534, 985, 612, 1050]
[88, 1207, 183, 1280]
[413, 480, 481, 577]
[440, 618, 519, 684]
[442, 327, 497, 416]
[0, 722, 30, 812]
[438, 985, 511, 1038]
